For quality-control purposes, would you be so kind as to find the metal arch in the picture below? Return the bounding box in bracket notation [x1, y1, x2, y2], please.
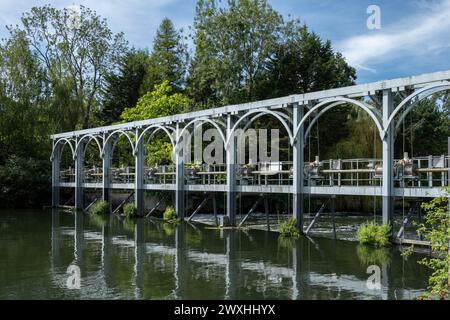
[136, 124, 176, 149]
[393, 85, 450, 135]
[304, 102, 346, 141]
[145, 127, 175, 146]
[242, 110, 292, 133]
[304, 101, 383, 140]
[292, 97, 384, 145]
[210, 118, 226, 128]
[103, 130, 136, 156]
[51, 138, 76, 160]
[384, 82, 450, 138]
[179, 118, 226, 145]
[75, 134, 103, 158]
[226, 109, 294, 147]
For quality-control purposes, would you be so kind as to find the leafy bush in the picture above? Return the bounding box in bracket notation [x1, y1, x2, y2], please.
[357, 221, 391, 247]
[123, 203, 138, 218]
[90, 200, 109, 215]
[0, 155, 51, 208]
[163, 206, 177, 222]
[416, 187, 450, 300]
[279, 218, 300, 238]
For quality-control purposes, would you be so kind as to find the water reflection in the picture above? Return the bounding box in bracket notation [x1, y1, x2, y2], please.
[48, 211, 429, 300]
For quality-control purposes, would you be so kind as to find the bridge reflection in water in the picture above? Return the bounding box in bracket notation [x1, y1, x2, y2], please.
[50, 210, 429, 300]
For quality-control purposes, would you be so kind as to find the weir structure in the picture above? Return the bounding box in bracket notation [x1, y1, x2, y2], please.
[50, 70, 450, 235]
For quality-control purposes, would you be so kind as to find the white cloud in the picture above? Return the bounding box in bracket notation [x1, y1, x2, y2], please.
[337, 0, 450, 73]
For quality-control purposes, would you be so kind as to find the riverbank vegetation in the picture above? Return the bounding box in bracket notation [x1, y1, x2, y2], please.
[279, 218, 300, 238]
[90, 201, 109, 216]
[417, 188, 450, 300]
[163, 206, 179, 223]
[356, 222, 391, 247]
[0, 1, 449, 210]
[123, 203, 138, 218]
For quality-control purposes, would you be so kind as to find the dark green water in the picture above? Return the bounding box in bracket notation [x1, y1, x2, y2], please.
[0, 209, 431, 300]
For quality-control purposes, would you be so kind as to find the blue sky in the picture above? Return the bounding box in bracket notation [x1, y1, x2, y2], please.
[1, 0, 450, 84]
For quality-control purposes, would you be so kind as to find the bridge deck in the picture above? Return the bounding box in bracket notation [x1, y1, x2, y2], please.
[51, 69, 450, 226]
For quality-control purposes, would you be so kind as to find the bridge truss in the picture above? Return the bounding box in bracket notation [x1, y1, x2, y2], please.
[51, 70, 450, 231]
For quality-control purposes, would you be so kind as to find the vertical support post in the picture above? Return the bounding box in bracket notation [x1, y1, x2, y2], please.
[51, 141, 61, 207]
[213, 194, 218, 226]
[102, 134, 111, 208]
[74, 138, 84, 210]
[135, 129, 144, 216]
[175, 123, 185, 218]
[226, 114, 236, 225]
[331, 195, 337, 239]
[264, 195, 270, 231]
[293, 103, 305, 231]
[382, 89, 394, 226]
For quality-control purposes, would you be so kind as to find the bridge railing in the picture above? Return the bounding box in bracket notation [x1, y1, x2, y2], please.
[60, 167, 75, 183]
[110, 167, 135, 184]
[82, 166, 103, 183]
[396, 155, 450, 188]
[144, 165, 175, 185]
[307, 158, 383, 188]
[237, 161, 293, 186]
[185, 163, 227, 185]
[66, 155, 449, 188]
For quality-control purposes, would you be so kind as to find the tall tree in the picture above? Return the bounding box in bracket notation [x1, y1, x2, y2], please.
[394, 97, 450, 157]
[189, 0, 283, 107]
[188, 0, 356, 108]
[121, 80, 191, 121]
[256, 24, 356, 99]
[100, 50, 148, 125]
[121, 80, 192, 165]
[11, 5, 128, 129]
[141, 18, 188, 94]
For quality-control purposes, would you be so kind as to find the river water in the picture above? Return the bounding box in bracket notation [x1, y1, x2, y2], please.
[0, 209, 430, 300]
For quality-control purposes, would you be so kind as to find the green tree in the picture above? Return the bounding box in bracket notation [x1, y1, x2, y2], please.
[141, 18, 188, 94]
[256, 24, 356, 99]
[100, 50, 148, 125]
[417, 188, 450, 300]
[394, 97, 450, 158]
[12, 5, 128, 129]
[121, 80, 191, 121]
[121, 81, 192, 165]
[189, 0, 283, 106]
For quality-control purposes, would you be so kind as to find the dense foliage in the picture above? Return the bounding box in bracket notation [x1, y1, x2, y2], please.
[278, 218, 300, 238]
[140, 18, 188, 94]
[123, 203, 138, 218]
[163, 206, 178, 222]
[417, 188, 450, 300]
[188, 0, 356, 107]
[121, 81, 192, 121]
[356, 222, 391, 247]
[99, 50, 148, 125]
